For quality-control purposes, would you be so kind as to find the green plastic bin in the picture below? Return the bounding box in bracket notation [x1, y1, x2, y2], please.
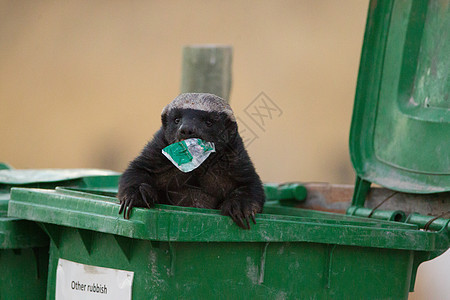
[0, 167, 119, 300]
[0, 197, 49, 300]
[6, 187, 449, 299]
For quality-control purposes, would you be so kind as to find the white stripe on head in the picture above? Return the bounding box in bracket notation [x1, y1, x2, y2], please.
[162, 93, 236, 122]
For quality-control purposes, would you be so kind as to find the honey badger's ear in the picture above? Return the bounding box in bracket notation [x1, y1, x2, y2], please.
[161, 111, 168, 126]
[225, 117, 238, 140]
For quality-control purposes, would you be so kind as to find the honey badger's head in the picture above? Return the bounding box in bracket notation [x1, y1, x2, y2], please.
[161, 93, 238, 150]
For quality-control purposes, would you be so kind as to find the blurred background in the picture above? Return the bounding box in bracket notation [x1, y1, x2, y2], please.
[0, 1, 447, 298]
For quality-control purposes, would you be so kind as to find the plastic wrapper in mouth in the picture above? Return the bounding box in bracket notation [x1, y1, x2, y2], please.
[162, 138, 216, 172]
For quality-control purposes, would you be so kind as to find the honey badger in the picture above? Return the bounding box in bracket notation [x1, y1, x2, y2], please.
[118, 93, 265, 229]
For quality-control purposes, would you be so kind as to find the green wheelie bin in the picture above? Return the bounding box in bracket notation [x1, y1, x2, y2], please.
[0, 166, 119, 300]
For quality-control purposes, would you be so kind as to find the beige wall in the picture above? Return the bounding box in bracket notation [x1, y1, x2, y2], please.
[0, 1, 447, 298]
[0, 0, 368, 184]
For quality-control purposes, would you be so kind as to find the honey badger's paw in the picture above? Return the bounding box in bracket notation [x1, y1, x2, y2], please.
[118, 183, 156, 219]
[220, 198, 262, 229]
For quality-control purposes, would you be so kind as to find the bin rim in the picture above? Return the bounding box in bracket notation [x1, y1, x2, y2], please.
[7, 187, 450, 252]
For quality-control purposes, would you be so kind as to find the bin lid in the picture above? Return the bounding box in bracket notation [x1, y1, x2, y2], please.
[349, 0, 450, 193]
[0, 169, 119, 185]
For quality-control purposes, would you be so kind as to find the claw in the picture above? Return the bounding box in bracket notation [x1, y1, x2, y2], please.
[232, 213, 245, 229]
[246, 218, 250, 229]
[119, 196, 130, 218]
[126, 197, 134, 219]
[237, 217, 246, 229]
[119, 200, 125, 215]
[251, 213, 256, 224]
[220, 199, 257, 229]
[122, 202, 128, 219]
[139, 185, 153, 209]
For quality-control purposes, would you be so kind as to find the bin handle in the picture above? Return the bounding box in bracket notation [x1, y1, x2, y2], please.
[424, 211, 450, 231]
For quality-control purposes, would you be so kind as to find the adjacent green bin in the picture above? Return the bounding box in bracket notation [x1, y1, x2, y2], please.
[0, 196, 49, 300]
[0, 167, 119, 300]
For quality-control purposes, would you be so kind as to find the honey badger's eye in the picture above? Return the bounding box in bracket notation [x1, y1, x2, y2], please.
[205, 120, 213, 127]
[174, 118, 180, 124]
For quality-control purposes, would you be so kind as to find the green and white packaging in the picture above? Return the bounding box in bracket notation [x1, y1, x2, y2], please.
[162, 138, 216, 173]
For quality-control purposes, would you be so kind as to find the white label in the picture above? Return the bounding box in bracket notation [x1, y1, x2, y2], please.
[55, 258, 134, 300]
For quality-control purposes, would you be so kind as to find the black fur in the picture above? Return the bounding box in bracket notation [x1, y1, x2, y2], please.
[118, 94, 265, 229]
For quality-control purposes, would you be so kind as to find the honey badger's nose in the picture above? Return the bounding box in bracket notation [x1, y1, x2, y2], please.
[179, 125, 194, 135]
[178, 123, 197, 139]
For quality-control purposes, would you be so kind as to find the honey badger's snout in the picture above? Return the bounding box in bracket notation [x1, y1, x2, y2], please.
[177, 120, 199, 141]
